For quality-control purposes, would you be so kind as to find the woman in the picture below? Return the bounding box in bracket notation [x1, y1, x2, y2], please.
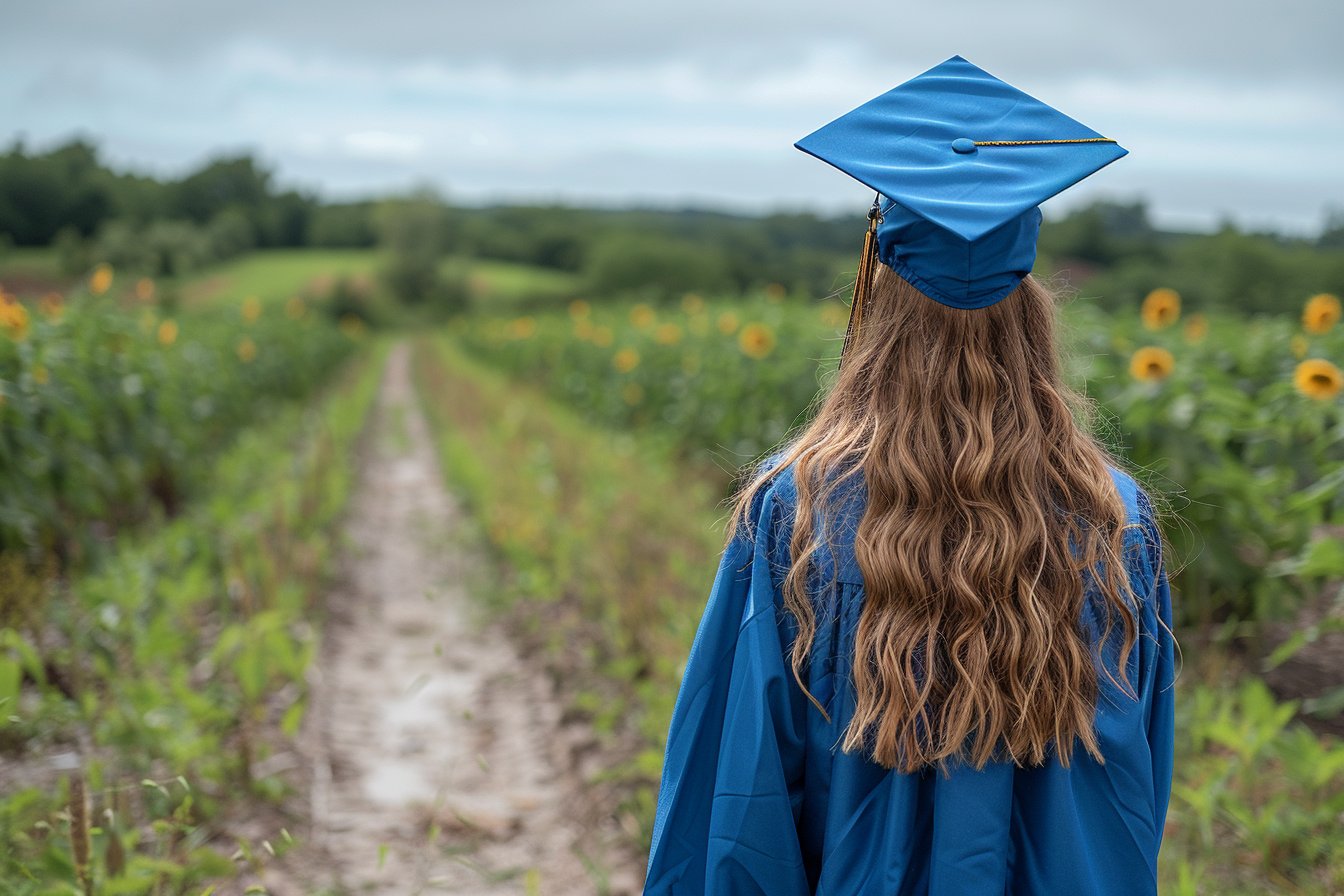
[642, 56, 1176, 896]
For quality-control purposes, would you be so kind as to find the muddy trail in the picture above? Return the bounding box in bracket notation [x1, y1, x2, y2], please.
[262, 342, 640, 895]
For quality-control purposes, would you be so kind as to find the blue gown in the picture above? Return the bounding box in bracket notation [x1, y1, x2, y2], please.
[643, 457, 1175, 895]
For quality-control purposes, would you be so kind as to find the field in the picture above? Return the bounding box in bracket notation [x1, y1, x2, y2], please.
[2, 249, 1343, 894]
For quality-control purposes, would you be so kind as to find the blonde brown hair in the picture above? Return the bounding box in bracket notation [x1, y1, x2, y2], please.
[727, 263, 1141, 774]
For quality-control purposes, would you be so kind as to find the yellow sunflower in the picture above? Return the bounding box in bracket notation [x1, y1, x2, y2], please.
[612, 347, 640, 373]
[1141, 288, 1181, 330]
[716, 311, 739, 335]
[630, 304, 656, 329]
[1, 299, 30, 341]
[568, 299, 590, 319]
[135, 278, 155, 302]
[1293, 358, 1343, 400]
[237, 337, 258, 363]
[738, 322, 776, 360]
[681, 293, 705, 315]
[765, 282, 787, 302]
[1129, 346, 1175, 382]
[507, 317, 536, 339]
[39, 292, 64, 321]
[157, 320, 179, 346]
[655, 323, 683, 345]
[89, 263, 114, 296]
[241, 295, 262, 323]
[1182, 313, 1208, 344]
[1302, 293, 1341, 335]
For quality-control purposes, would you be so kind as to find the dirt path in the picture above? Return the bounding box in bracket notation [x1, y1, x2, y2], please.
[269, 342, 613, 894]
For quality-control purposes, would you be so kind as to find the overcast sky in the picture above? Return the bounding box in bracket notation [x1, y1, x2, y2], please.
[3, 0, 1341, 235]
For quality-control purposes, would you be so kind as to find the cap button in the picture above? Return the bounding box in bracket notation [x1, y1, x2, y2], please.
[951, 138, 977, 154]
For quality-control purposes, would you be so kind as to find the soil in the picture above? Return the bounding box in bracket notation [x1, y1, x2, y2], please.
[258, 343, 641, 894]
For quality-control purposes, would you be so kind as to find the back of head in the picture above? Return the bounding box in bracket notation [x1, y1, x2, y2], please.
[730, 262, 1139, 774]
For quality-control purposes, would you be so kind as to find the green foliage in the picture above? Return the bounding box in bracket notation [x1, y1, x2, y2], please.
[583, 232, 734, 301]
[374, 192, 468, 313]
[0, 273, 355, 572]
[0, 340, 385, 893]
[0, 141, 319, 251]
[457, 291, 836, 461]
[456, 289, 1344, 644]
[307, 201, 378, 248]
[1170, 676, 1344, 893]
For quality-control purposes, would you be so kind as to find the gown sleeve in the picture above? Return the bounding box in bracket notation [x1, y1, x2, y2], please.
[643, 475, 812, 896]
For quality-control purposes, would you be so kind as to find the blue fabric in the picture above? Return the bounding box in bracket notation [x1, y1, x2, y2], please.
[794, 55, 1128, 309]
[643, 457, 1176, 895]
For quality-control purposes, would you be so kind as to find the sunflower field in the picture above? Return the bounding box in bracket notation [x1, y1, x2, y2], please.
[0, 259, 379, 890]
[0, 265, 356, 575]
[456, 285, 1344, 641]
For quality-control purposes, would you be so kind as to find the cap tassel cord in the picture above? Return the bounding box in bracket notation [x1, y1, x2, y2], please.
[838, 196, 882, 372]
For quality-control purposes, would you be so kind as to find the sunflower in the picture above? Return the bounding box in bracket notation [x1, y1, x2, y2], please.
[157, 320, 179, 346]
[507, 317, 536, 339]
[1141, 288, 1181, 330]
[39, 292, 64, 321]
[655, 323, 683, 345]
[237, 337, 258, 363]
[1302, 293, 1341, 335]
[1182, 313, 1208, 344]
[136, 278, 155, 302]
[681, 293, 705, 315]
[1293, 358, 1343, 400]
[765, 282, 787, 302]
[241, 295, 262, 323]
[568, 299, 590, 319]
[716, 311, 739, 335]
[0, 299, 30, 341]
[629, 304, 656, 329]
[738, 322, 776, 360]
[612, 347, 640, 373]
[1129, 346, 1175, 382]
[89, 263, 114, 296]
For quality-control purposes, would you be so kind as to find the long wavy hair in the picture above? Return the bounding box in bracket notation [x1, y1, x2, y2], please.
[726, 262, 1143, 774]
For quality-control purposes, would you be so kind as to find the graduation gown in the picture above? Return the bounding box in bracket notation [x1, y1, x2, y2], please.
[643, 458, 1175, 895]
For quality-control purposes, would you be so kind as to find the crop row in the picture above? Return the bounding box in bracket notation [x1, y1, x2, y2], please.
[1, 272, 358, 574]
[454, 288, 1344, 638]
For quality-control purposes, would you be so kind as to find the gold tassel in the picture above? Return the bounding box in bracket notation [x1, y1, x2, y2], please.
[838, 196, 882, 371]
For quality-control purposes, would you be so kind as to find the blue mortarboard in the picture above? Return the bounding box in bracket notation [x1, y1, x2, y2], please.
[795, 55, 1127, 311]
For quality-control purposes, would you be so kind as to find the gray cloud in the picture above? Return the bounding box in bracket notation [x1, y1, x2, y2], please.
[2, 0, 1341, 233]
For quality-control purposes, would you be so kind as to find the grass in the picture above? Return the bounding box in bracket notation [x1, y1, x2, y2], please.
[180, 248, 381, 308]
[454, 257, 582, 309]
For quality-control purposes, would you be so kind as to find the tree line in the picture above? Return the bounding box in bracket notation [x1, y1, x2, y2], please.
[1, 138, 1341, 314]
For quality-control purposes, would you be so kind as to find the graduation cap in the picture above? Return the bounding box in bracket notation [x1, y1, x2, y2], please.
[795, 55, 1127, 362]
